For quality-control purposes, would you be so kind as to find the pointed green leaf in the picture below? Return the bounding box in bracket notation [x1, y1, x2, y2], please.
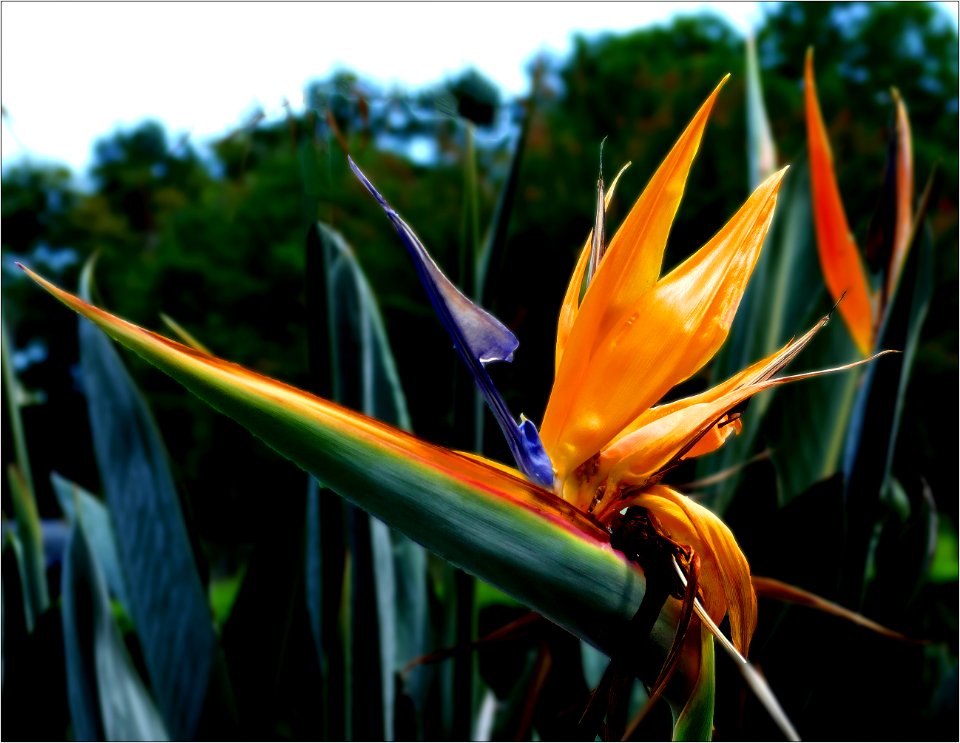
[863, 105, 902, 279]
[461, 122, 481, 294]
[62, 523, 169, 741]
[24, 265, 702, 721]
[158, 313, 212, 355]
[6, 464, 48, 630]
[77, 262, 216, 738]
[319, 222, 411, 430]
[745, 35, 777, 191]
[304, 477, 326, 669]
[304, 219, 348, 740]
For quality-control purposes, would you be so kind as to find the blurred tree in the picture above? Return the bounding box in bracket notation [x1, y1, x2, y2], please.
[1, 164, 77, 255]
[449, 68, 501, 127]
[758, 1, 958, 221]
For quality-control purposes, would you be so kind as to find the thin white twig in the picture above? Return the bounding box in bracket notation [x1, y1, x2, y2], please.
[672, 557, 801, 742]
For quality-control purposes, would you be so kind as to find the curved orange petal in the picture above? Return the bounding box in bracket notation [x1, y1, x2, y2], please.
[591, 349, 888, 512]
[887, 88, 914, 301]
[805, 49, 874, 356]
[683, 416, 743, 459]
[623, 485, 757, 656]
[584, 77, 729, 343]
[601, 373, 794, 492]
[544, 79, 727, 458]
[555, 162, 632, 375]
[543, 167, 786, 482]
[599, 313, 830, 472]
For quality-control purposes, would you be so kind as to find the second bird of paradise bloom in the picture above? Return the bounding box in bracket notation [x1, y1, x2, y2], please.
[805, 48, 916, 357]
[23, 74, 879, 738]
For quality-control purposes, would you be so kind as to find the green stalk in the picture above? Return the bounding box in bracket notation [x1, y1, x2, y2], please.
[2, 321, 35, 497]
[2, 321, 48, 626]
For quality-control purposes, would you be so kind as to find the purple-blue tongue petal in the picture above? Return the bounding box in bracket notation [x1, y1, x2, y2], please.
[349, 158, 517, 364]
[350, 157, 555, 488]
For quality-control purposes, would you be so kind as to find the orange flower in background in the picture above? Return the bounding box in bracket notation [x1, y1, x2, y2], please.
[805, 49, 915, 356]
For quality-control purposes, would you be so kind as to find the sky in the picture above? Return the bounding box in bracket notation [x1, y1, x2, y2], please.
[2, 2, 957, 176]
[0, 2, 766, 174]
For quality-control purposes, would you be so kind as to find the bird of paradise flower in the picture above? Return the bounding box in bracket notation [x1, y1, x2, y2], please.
[22, 76, 883, 740]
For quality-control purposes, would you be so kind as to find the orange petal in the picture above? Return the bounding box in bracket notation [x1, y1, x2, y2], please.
[598, 314, 830, 477]
[598, 344, 888, 497]
[887, 88, 914, 301]
[623, 485, 757, 656]
[683, 416, 742, 459]
[585, 77, 729, 343]
[555, 162, 632, 375]
[805, 49, 875, 356]
[546, 79, 728, 449]
[601, 374, 792, 492]
[543, 166, 786, 482]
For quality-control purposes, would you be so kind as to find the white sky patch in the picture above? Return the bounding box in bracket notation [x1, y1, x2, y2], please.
[1, 2, 955, 175]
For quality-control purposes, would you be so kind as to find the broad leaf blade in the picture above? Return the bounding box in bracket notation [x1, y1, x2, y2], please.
[840, 171, 938, 602]
[77, 262, 216, 738]
[766, 313, 861, 502]
[62, 523, 169, 741]
[51, 473, 128, 607]
[309, 222, 428, 740]
[701, 161, 821, 511]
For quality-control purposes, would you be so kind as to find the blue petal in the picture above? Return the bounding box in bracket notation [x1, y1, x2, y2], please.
[349, 158, 517, 364]
[350, 157, 555, 489]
